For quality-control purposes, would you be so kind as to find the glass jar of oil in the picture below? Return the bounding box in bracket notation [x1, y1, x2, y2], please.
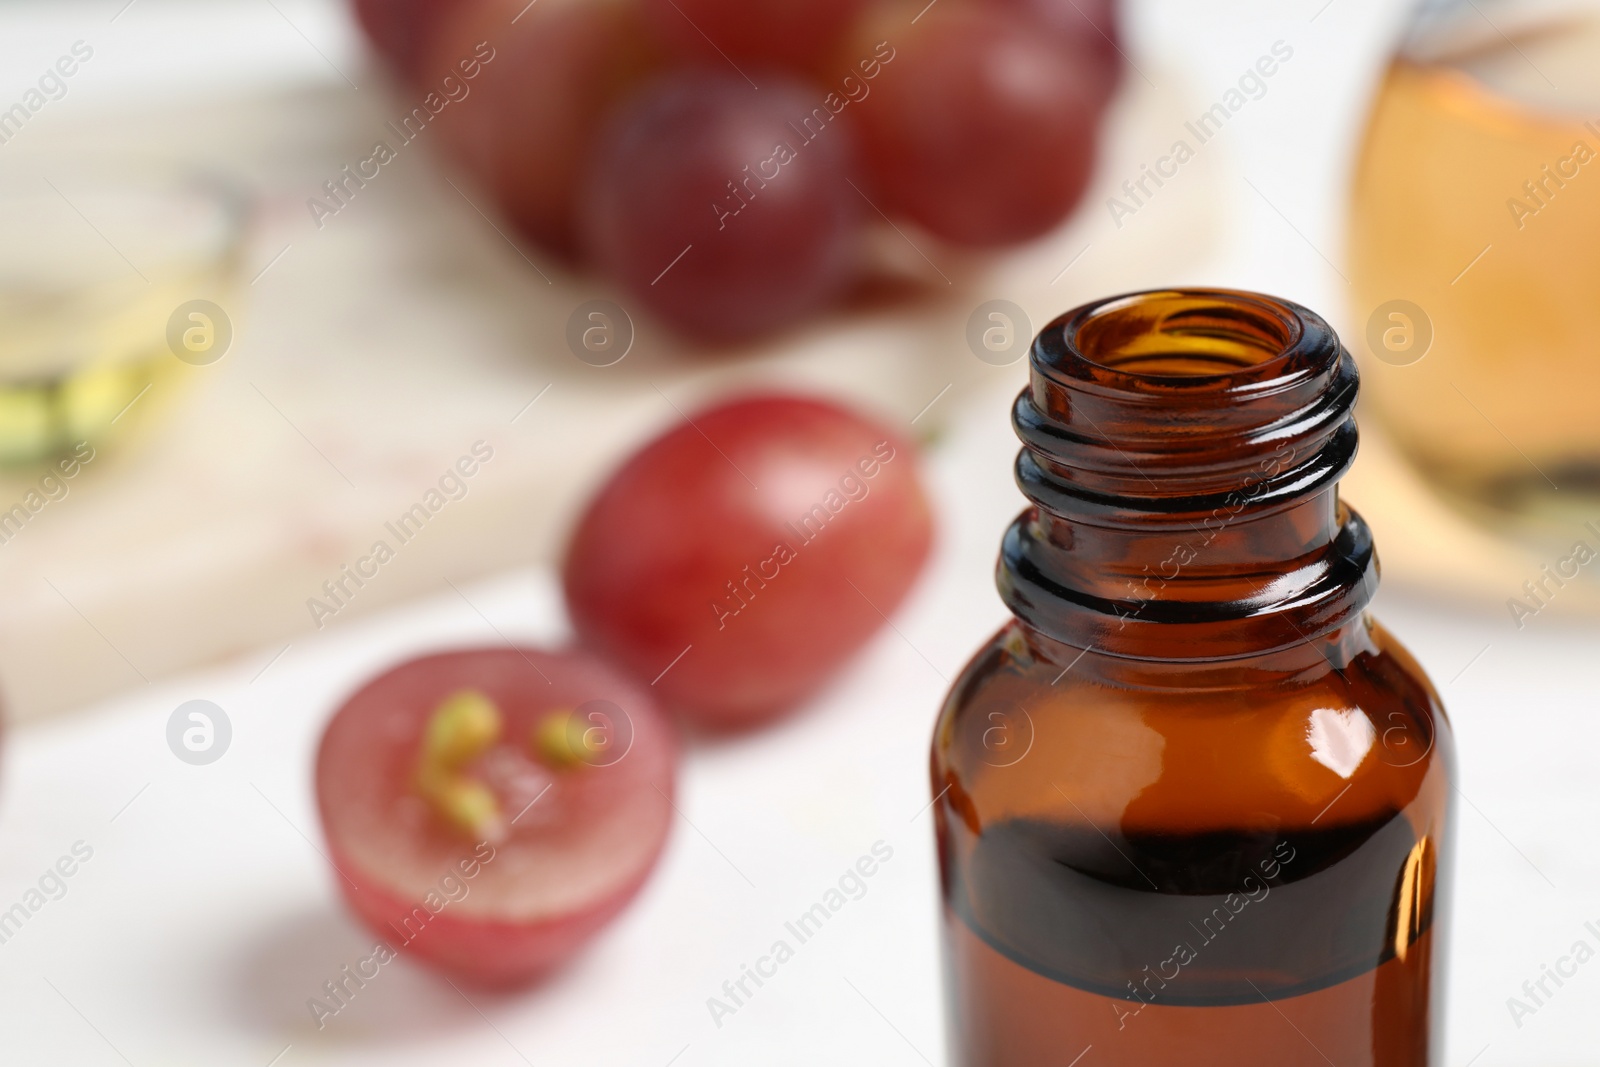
[1350, 0, 1600, 540]
[0, 166, 245, 466]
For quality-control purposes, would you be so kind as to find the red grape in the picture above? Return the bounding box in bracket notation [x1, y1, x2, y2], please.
[639, 0, 869, 72]
[352, 0, 461, 79]
[850, 5, 1102, 246]
[424, 0, 661, 259]
[577, 69, 862, 342]
[562, 395, 934, 730]
[316, 647, 676, 986]
[994, 0, 1124, 89]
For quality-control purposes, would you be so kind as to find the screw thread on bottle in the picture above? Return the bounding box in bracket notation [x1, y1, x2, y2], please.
[998, 289, 1376, 659]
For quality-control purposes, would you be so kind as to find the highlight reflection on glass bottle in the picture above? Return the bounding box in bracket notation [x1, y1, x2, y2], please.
[932, 290, 1454, 1066]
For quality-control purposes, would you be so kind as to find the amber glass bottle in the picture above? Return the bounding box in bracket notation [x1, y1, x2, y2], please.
[932, 290, 1453, 1066]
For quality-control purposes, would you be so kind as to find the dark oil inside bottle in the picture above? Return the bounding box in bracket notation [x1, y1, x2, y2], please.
[952, 812, 1429, 1007]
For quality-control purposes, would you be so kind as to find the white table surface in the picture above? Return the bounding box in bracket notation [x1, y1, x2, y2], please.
[2, 2, 1597, 1065]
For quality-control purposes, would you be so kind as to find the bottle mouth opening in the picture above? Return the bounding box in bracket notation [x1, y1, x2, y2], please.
[1048, 289, 1308, 392]
[1018, 287, 1355, 496]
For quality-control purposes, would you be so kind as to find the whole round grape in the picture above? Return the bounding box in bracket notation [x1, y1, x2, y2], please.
[578, 69, 862, 342]
[851, 5, 1102, 246]
[639, 0, 869, 71]
[563, 395, 934, 730]
[424, 0, 660, 259]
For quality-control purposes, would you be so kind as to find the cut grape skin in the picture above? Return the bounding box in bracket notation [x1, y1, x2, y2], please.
[576, 68, 863, 343]
[562, 395, 934, 730]
[848, 4, 1104, 246]
[316, 647, 677, 987]
[638, 0, 870, 72]
[422, 0, 664, 261]
[327, 847, 659, 988]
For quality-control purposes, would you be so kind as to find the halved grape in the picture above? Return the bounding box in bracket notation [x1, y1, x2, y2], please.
[316, 647, 677, 986]
[850, 5, 1102, 246]
[639, 0, 869, 72]
[578, 69, 862, 342]
[423, 0, 662, 259]
[563, 395, 934, 730]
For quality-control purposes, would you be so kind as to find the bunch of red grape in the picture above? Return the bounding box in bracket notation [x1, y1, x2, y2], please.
[355, 0, 1122, 342]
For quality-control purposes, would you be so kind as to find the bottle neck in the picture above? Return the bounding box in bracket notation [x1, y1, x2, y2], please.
[1015, 606, 1376, 691]
[998, 289, 1377, 661]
